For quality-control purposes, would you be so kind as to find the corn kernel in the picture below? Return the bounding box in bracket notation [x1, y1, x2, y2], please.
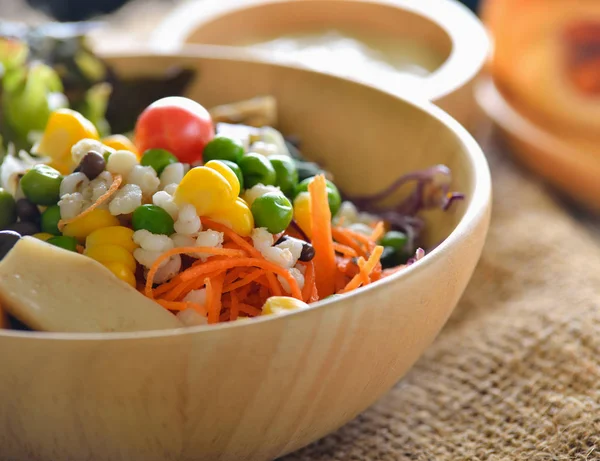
[32, 232, 54, 242]
[85, 244, 137, 273]
[261, 296, 309, 316]
[102, 135, 139, 159]
[210, 197, 254, 237]
[204, 160, 241, 197]
[103, 261, 137, 288]
[62, 208, 120, 241]
[174, 166, 235, 216]
[35, 109, 99, 174]
[293, 192, 312, 238]
[86, 226, 138, 253]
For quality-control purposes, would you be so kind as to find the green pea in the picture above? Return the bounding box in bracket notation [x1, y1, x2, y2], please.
[217, 160, 244, 190]
[294, 160, 325, 181]
[20, 164, 63, 206]
[269, 155, 298, 197]
[239, 153, 277, 189]
[40, 205, 62, 236]
[46, 235, 78, 252]
[294, 177, 342, 216]
[140, 148, 179, 175]
[103, 151, 112, 163]
[251, 192, 293, 234]
[0, 188, 17, 229]
[379, 230, 408, 252]
[203, 136, 245, 164]
[132, 204, 174, 235]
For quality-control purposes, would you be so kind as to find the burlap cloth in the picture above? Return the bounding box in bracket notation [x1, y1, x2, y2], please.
[4, 1, 600, 459]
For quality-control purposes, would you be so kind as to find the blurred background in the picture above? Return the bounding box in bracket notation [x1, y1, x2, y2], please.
[6, 0, 481, 22]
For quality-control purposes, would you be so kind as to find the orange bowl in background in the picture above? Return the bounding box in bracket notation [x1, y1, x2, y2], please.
[479, 0, 600, 211]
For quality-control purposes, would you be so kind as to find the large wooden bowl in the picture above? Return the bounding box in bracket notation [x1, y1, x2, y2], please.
[148, 0, 490, 132]
[0, 50, 491, 461]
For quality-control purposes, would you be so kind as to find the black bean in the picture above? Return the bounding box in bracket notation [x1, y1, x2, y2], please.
[6, 221, 40, 236]
[299, 242, 315, 262]
[15, 198, 41, 224]
[275, 234, 288, 245]
[78, 151, 106, 180]
[0, 230, 21, 260]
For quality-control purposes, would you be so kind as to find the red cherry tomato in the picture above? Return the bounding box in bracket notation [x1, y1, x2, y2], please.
[134, 96, 214, 164]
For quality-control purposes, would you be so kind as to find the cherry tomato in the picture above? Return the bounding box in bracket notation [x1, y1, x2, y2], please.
[134, 97, 214, 164]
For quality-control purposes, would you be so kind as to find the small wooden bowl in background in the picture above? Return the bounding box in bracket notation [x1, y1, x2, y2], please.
[149, 0, 490, 132]
[0, 50, 491, 461]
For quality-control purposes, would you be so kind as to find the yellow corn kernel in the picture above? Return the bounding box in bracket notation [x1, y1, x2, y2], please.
[210, 197, 254, 237]
[102, 135, 139, 159]
[85, 244, 137, 273]
[261, 296, 310, 316]
[174, 166, 235, 216]
[62, 208, 120, 241]
[86, 226, 137, 253]
[32, 232, 54, 242]
[103, 261, 137, 288]
[293, 192, 312, 238]
[35, 108, 99, 174]
[204, 160, 241, 197]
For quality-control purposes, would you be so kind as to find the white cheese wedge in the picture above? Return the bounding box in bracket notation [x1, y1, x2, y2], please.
[0, 237, 182, 333]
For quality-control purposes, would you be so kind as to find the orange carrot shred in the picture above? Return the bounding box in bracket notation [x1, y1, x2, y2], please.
[331, 228, 367, 257]
[202, 218, 261, 257]
[178, 257, 302, 299]
[370, 221, 385, 242]
[145, 246, 246, 298]
[332, 242, 358, 257]
[340, 245, 384, 293]
[223, 269, 264, 293]
[230, 291, 240, 321]
[302, 261, 315, 302]
[308, 175, 337, 298]
[209, 274, 224, 324]
[58, 174, 122, 231]
[356, 257, 371, 286]
[238, 303, 262, 317]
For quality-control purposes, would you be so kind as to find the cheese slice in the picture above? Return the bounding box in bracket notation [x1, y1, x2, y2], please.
[0, 237, 182, 333]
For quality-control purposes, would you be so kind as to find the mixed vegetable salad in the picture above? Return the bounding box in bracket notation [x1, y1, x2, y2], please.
[0, 92, 463, 331]
[0, 22, 463, 333]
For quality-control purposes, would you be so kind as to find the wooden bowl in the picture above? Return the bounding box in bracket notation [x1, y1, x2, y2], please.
[149, 0, 490, 131]
[475, 76, 600, 212]
[0, 50, 491, 461]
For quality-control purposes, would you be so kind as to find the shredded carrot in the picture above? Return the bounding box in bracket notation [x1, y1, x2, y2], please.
[145, 246, 246, 298]
[370, 221, 385, 242]
[331, 228, 367, 257]
[356, 257, 371, 286]
[332, 242, 358, 257]
[266, 272, 283, 296]
[206, 275, 225, 324]
[58, 174, 122, 232]
[340, 245, 384, 293]
[308, 175, 337, 298]
[178, 257, 302, 299]
[334, 270, 348, 293]
[230, 291, 240, 321]
[202, 218, 261, 257]
[161, 269, 223, 301]
[223, 269, 265, 293]
[301, 261, 315, 302]
[238, 303, 262, 317]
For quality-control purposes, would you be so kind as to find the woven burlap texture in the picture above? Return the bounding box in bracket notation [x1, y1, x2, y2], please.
[282, 134, 600, 461]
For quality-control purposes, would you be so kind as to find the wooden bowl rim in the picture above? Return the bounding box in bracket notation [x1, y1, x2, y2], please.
[149, 0, 490, 102]
[475, 76, 599, 162]
[0, 49, 491, 341]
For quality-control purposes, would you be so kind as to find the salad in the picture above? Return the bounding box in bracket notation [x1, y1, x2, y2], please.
[0, 96, 463, 333]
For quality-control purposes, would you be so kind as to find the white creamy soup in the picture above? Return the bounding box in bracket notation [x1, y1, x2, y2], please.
[244, 29, 446, 90]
